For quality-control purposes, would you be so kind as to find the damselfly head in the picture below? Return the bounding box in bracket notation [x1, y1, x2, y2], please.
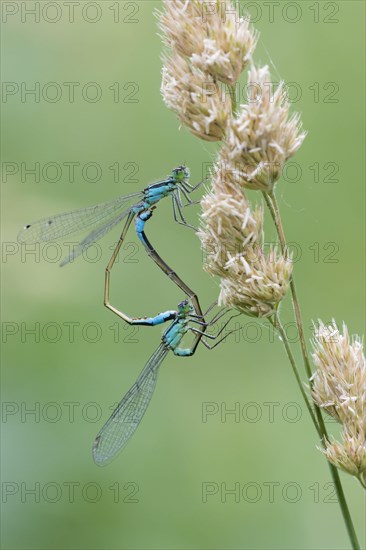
[172, 165, 189, 182]
[177, 299, 192, 314]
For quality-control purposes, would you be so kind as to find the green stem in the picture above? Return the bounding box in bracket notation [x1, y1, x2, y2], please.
[326, 447, 362, 550]
[358, 475, 366, 490]
[264, 191, 312, 378]
[263, 189, 360, 550]
[270, 316, 321, 437]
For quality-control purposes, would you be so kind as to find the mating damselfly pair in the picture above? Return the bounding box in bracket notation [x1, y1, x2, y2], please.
[19, 166, 238, 466]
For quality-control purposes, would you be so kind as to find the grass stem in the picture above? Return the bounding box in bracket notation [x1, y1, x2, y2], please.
[264, 189, 360, 550]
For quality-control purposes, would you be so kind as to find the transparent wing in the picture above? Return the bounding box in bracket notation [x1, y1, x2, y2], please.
[59, 209, 133, 267]
[93, 344, 169, 466]
[17, 191, 143, 243]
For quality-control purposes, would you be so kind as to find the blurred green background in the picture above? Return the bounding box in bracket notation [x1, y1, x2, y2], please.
[1, 1, 365, 549]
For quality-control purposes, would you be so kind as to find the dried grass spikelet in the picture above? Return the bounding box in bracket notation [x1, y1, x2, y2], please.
[311, 321, 366, 486]
[219, 246, 293, 317]
[199, 185, 263, 278]
[311, 321, 365, 424]
[323, 427, 366, 487]
[157, 0, 206, 58]
[161, 55, 231, 141]
[158, 0, 258, 86]
[223, 65, 306, 191]
[191, 2, 258, 85]
[198, 166, 293, 317]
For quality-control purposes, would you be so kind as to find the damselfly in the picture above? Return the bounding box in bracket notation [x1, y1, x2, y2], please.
[93, 300, 239, 466]
[18, 166, 205, 320]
